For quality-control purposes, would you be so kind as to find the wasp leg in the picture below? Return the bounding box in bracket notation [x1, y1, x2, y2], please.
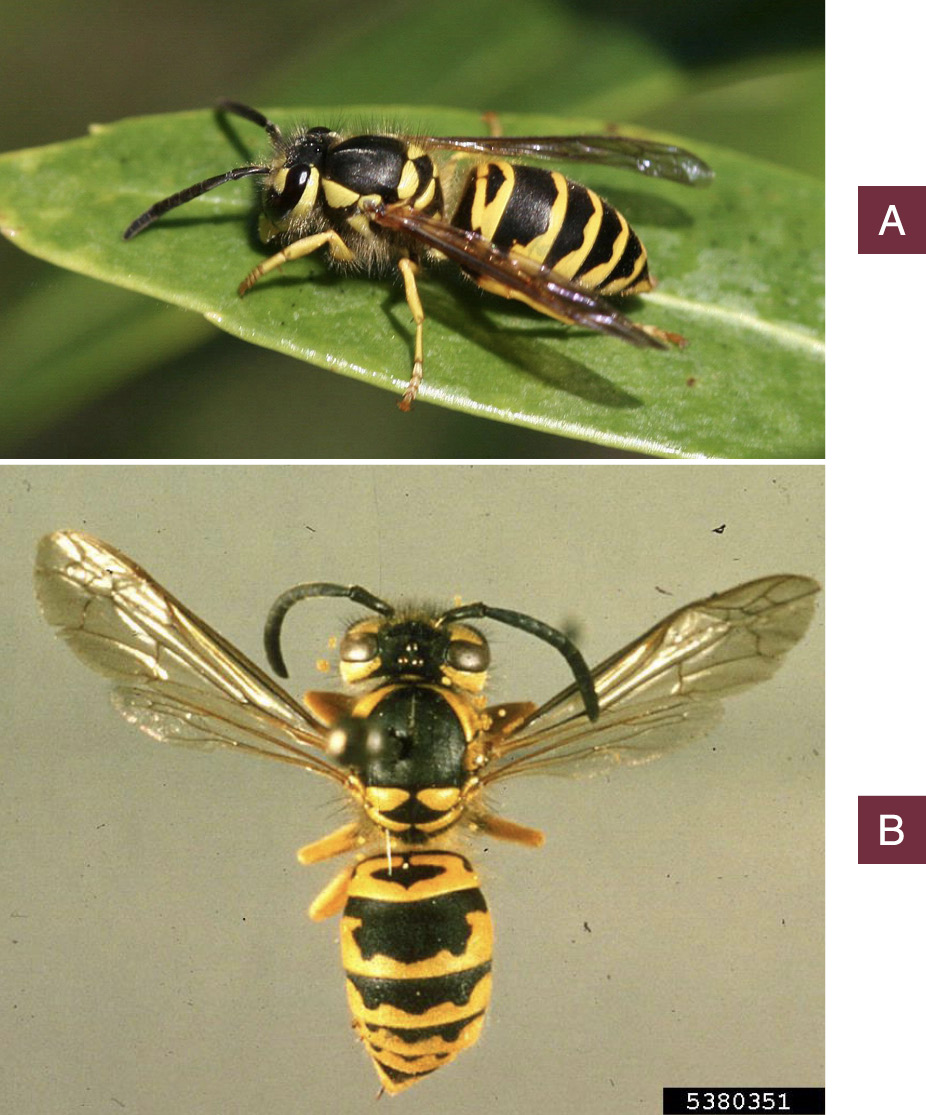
[397, 256, 426, 411]
[471, 811, 545, 848]
[308, 863, 355, 922]
[481, 110, 503, 138]
[297, 821, 363, 866]
[638, 323, 688, 348]
[238, 230, 356, 295]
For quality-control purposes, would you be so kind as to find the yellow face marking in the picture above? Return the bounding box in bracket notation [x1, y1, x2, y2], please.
[338, 619, 385, 684]
[259, 167, 320, 241]
[286, 166, 320, 225]
[257, 214, 276, 244]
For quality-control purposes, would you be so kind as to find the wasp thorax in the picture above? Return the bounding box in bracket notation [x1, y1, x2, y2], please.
[327, 716, 403, 769]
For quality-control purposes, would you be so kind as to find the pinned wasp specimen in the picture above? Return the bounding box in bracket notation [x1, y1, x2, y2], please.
[35, 531, 817, 1094]
[122, 101, 713, 409]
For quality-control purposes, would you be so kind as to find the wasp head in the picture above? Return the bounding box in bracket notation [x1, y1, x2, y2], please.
[339, 614, 490, 694]
[259, 127, 334, 241]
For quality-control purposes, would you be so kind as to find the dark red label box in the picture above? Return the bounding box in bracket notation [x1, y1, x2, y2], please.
[858, 796, 926, 863]
[858, 186, 926, 253]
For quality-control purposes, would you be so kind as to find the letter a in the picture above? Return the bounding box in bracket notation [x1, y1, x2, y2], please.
[880, 814, 904, 844]
[879, 205, 906, 236]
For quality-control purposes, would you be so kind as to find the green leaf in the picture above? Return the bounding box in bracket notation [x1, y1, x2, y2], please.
[631, 51, 825, 181]
[0, 105, 822, 457]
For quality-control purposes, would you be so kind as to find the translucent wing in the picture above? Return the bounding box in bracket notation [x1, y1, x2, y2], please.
[480, 574, 819, 784]
[34, 530, 347, 781]
[429, 134, 714, 188]
[370, 203, 670, 349]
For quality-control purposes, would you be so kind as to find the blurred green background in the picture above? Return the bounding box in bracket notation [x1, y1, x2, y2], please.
[0, 0, 823, 458]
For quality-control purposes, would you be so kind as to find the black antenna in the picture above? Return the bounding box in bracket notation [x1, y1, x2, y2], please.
[122, 165, 269, 239]
[216, 99, 284, 146]
[439, 602, 599, 722]
[263, 583, 394, 678]
[122, 101, 281, 240]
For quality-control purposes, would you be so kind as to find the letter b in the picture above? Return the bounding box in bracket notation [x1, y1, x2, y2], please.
[880, 814, 904, 845]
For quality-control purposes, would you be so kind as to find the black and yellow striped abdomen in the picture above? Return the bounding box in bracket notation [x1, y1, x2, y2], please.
[341, 851, 492, 1094]
[451, 160, 652, 311]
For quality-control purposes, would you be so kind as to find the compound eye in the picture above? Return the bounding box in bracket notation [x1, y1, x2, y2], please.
[340, 629, 379, 663]
[266, 163, 312, 218]
[447, 638, 489, 673]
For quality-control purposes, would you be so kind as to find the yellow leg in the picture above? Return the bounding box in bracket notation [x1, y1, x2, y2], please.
[297, 821, 363, 866]
[473, 811, 545, 848]
[308, 863, 355, 922]
[238, 230, 356, 296]
[397, 256, 425, 411]
[638, 323, 687, 348]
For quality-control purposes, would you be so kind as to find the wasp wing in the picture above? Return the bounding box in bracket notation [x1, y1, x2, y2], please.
[430, 134, 713, 188]
[371, 203, 668, 349]
[34, 530, 347, 780]
[480, 574, 819, 784]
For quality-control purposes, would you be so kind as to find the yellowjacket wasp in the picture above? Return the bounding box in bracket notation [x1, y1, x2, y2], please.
[123, 102, 713, 409]
[35, 531, 815, 1094]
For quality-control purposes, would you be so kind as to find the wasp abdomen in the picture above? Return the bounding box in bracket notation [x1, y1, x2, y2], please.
[452, 160, 652, 298]
[341, 851, 492, 1094]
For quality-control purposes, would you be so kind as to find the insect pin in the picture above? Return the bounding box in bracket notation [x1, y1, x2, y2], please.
[35, 531, 816, 1094]
[122, 101, 713, 409]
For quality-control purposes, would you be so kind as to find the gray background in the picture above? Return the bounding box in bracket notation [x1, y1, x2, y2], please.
[2, 466, 823, 1114]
